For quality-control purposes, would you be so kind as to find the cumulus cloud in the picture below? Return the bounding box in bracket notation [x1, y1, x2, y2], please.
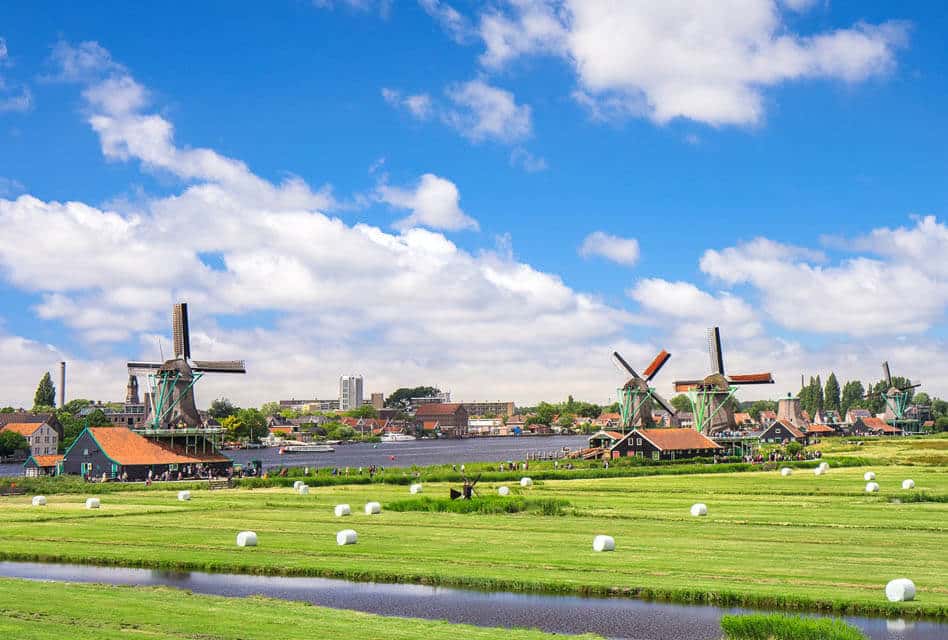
[509, 147, 547, 172]
[381, 88, 433, 119]
[0, 37, 32, 113]
[312, 0, 391, 17]
[418, 0, 474, 44]
[579, 231, 640, 267]
[475, 1, 908, 126]
[377, 173, 479, 231]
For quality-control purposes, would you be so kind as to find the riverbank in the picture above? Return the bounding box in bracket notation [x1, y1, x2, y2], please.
[1, 466, 945, 619]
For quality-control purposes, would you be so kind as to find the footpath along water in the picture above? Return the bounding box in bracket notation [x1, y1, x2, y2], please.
[0, 561, 943, 640]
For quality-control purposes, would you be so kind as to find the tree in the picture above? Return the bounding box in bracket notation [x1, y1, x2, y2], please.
[936, 417, 948, 432]
[747, 400, 777, 421]
[840, 380, 865, 417]
[813, 374, 824, 413]
[259, 401, 281, 417]
[0, 430, 29, 457]
[61, 399, 91, 416]
[0, 406, 15, 413]
[913, 392, 931, 406]
[384, 386, 440, 409]
[932, 398, 948, 418]
[670, 394, 692, 414]
[87, 409, 111, 427]
[345, 405, 378, 419]
[236, 408, 266, 442]
[209, 398, 237, 419]
[33, 372, 56, 409]
[56, 410, 85, 451]
[824, 373, 840, 413]
[557, 413, 575, 429]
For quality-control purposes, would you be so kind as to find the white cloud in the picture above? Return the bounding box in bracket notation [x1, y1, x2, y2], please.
[0, 37, 32, 113]
[312, 0, 391, 17]
[700, 227, 948, 336]
[509, 147, 547, 172]
[418, 0, 474, 44]
[476, 1, 908, 126]
[384, 79, 533, 144]
[0, 177, 24, 197]
[378, 173, 479, 231]
[579, 231, 640, 267]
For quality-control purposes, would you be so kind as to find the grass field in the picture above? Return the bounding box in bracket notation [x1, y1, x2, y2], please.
[1, 462, 946, 618]
[0, 578, 596, 640]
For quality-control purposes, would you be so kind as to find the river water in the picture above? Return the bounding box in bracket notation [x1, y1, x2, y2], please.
[0, 561, 940, 640]
[0, 436, 591, 477]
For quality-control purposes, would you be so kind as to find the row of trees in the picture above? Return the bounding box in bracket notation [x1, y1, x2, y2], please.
[799, 373, 948, 419]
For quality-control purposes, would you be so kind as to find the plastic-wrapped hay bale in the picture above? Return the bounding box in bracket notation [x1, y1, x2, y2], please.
[690, 503, 708, 517]
[410, 483, 423, 494]
[819, 461, 830, 471]
[32, 496, 47, 507]
[85, 497, 100, 509]
[866, 482, 880, 493]
[814, 466, 825, 476]
[236, 531, 258, 547]
[902, 479, 915, 490]
[334, 504, 351, 517]
[520, 477, 533, 487]
[885, 578, 916, 602]
[592, 535, 615, 552]
[364, 501, 381, 515]
[293, 480, 304, 490]
[177, 490, 191, 501]
[864, 471, 876, 481]
[780, 467, 792, 476]
[497, 486, 510, 496]
[298, 484, 309, 495]
[336, 529, 358, 546]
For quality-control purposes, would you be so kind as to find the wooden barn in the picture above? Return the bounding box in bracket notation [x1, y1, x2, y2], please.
[62, 427, 232, 480]
[588, 430, 624, 449]
[852, 416, 902, 436]
[610, 428, 721, 461]
[755, 419, 808, 445]
[23, 454, 63, 477]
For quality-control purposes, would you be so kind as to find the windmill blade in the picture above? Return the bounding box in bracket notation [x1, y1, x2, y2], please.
[882, 361, 892, 387]
[642, 350, 671, 382]
[449, 488, 462, 500]
[651, 390, 677, 416]
[172, 302, 191, 360]
[708, 327, 725, 376]
[611, 351, 640, 379]
[470, 473, 482, 488]
[728, 373, 774, 385]
[191, 360, 247, 373]
[899, 383, 922, 392]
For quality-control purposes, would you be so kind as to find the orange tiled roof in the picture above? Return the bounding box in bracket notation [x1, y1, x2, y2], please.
[2, 422, 45, 436]
[634, 428, 721, 451]
[415, 403, 463, 416]
[422, 420, 440, 431]
[88, 427, 203, 466]
[29, 454, 63, 467]
[733, 412, 752, 424]
[859, 417, 901, 433]
[269, 426, 293, 434]
[806, 423, 836, 433]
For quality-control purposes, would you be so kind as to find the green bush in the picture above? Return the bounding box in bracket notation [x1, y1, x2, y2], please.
[386, 496, 571, 516]
[721, 614, 866, 640]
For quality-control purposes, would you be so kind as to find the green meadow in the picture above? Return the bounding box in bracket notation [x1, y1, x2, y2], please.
[1, 461, 946, 618]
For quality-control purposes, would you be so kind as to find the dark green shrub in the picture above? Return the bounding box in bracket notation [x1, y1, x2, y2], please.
[721, 614, 866, 640]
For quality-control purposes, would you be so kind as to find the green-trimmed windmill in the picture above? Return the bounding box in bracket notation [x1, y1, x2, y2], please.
[867, 361, 921, 434]
[612, 349, 676, 430]
[673, 327, 774, 434]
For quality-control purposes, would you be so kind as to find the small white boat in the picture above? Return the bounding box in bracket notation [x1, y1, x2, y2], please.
[381, 433, 416, 442]
[280, 444, 335, 454]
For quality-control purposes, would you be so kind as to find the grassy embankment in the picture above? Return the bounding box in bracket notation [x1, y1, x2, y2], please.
[0, 578, 598, 640]
[1, 457, 946, 618]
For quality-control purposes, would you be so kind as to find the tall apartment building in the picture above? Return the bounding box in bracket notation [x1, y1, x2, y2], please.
[461, 401, 516, 418]
[339, 375, 364, 411]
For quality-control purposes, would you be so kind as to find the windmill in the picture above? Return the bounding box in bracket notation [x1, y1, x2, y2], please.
[128, 303, 246, 431]
[449, 473, 482, 500]
[611, 350, 676, 430]
[866, 361, 921, 432]
[673, 327, 774, 434]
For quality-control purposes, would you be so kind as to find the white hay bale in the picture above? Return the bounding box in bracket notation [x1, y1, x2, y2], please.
[410, 483, 423, 494]
[864, 471, 876, 481]
[690, 503, 708, 517]
[236, 531, 258, 547]
[592, 535, 615, 552]
[780, 467, 793, 476]
[85, 497, 100, 509]
[293, 480, 304, 490]
[866, 482, 880, 493]
[298, 484, 309, 495]
[819, 462, 830, 471]
[814, 466, 825, 476]
[902, 479, 915, 490]
[364, 501, 381, 515]
[334, 504, 351, 517]
[177, 490, 191, 502]
[498, 486, 510, 496]
[885, 578, 916, 602]
[32, 496, 47, 507]
[520, 477, 533, 487]
[336, 529, 358, 546]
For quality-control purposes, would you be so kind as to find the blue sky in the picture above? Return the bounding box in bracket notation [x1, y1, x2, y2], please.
[0, 1, 946, 407]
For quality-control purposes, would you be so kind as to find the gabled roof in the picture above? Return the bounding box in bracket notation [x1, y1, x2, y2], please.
[25, 454, 63, 467]
[1, 422, 46, 436]
[589, 430, 623, 441]
[622, 428, 721, 451]
[805, 423, 836, 434]
[0, 412, 56, 426]
[760, 410, 777, 420]
[859, 417, 901, 433]
[75, 427, 229, 466]
[733, 412, 752, 424]
[769, 419, 805, 439]
[415, 403, 464, 416]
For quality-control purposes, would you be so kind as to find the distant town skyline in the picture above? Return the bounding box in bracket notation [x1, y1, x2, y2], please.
[1, 2, 947, 407]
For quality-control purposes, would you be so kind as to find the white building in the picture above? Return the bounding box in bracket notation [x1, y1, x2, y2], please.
[339, 375, 364, 411]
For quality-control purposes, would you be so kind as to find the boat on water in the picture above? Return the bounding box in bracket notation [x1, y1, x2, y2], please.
[279, 444, 335, 454]
[381, 433, 416, 442]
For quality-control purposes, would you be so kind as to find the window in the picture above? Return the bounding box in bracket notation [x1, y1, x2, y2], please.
[636, 438, 642, 446]
[83, 448, 89, 456]
[652, 451, 660, 461]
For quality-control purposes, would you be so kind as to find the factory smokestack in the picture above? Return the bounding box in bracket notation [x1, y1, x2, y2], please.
[59, 361, 66, 408]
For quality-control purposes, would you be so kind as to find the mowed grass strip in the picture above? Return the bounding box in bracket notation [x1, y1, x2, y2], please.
[0, 466, 945, 617]
[0, 577, 597, 640]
